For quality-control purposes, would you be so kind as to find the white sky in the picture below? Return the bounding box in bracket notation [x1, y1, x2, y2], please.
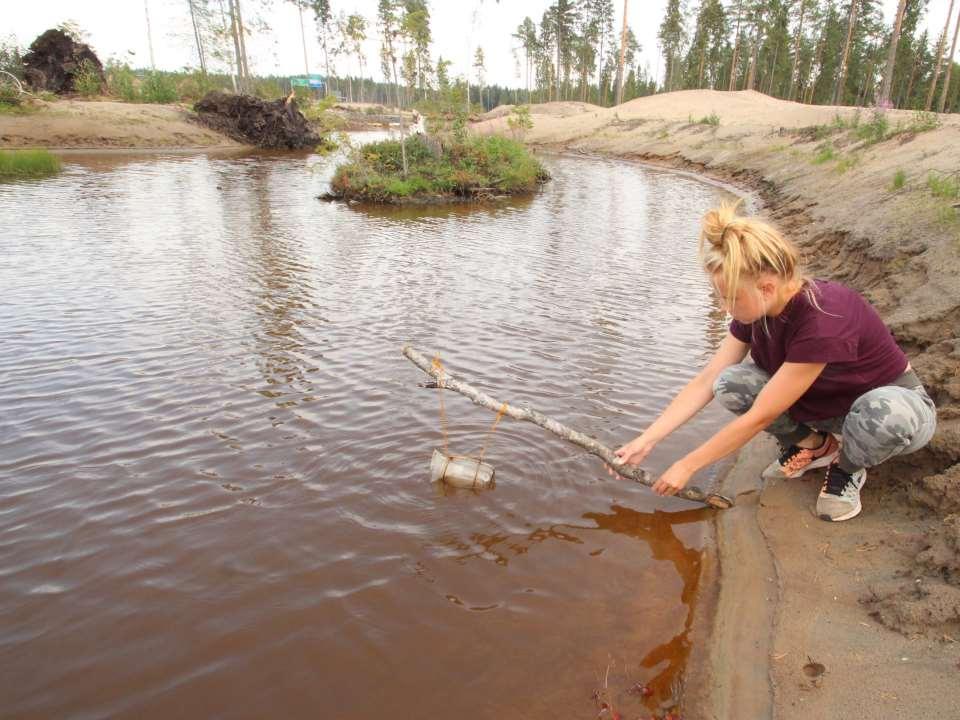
[5, 1, 954, 88]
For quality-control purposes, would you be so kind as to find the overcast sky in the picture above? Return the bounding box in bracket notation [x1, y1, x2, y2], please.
[6, 1, 953, 88]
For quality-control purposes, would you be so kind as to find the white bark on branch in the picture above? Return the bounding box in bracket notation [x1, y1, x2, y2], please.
[402, 346, 733, 509]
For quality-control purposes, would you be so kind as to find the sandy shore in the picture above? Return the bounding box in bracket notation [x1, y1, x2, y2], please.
[0, 99, 398, 149]
[475, 91, 960, 718]
[0, 99, 242, 149]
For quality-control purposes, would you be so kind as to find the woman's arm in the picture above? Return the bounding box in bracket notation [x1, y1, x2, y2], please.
[614, 332, 750, 468]
[652, 360, 826, 496]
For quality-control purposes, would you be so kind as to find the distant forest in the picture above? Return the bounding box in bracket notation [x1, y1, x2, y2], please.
[32, 2, 960, 112]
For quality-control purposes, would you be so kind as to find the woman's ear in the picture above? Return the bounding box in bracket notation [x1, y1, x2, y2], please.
[757, 277, 777, 298]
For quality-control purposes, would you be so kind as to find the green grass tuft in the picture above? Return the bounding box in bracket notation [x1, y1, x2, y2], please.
[892, 169, 906, 190]
[927, 172, 960, 200]
[0, 149, 62, 178]
[812, 143, 837, 165]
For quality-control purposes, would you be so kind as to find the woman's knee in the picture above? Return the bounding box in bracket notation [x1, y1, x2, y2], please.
[713, 364, 769, 414]
[841, 386, 937, 467]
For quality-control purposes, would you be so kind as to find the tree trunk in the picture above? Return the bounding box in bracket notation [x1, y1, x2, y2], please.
[233, 0, 251, 86]
[926, 0, 955, 110]
[597, 27, 605, 104]
[878, 0, 908, 107]
[228, 0, 245, 91]
[938, 3, 960, 112]
[746, 31, 759, 90]
[833, 0, 859, 105]
[615, 0, 629, 105]
[145, 0, 157, 70]
[391, 59, 408, 177]
[188, 0, 207, 74]
[904, 41, 921, 106]
[698, 43, 706, 89]
[401, 346, 734, 509]
[728, 0, 744, 91]
[297, 1, 310, 77]
[788, 0, 806, 101]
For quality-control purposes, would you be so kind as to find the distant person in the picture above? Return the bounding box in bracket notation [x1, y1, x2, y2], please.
[611, 200, 936, 522]
[411, 110, 427, 136]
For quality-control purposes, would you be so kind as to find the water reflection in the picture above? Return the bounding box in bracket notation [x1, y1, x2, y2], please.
[0, 146, 736, 720]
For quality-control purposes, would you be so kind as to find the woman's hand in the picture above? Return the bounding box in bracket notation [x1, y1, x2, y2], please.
[606, 432, 658, 478]
[651, 460, 695, 496]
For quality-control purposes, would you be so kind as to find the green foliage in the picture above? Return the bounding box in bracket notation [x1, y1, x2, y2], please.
[854, 110, 889, 145]
[699, 112, 719, 126]
[506, 104, 533, 139]
[835, 154, 860, 174]
[251, 77, 284, 99]
[175, 71, 217, 102]
[908, 111, 940, 134]
[891, 169, 906, 190]
[73, 59, 103, 97]
[0, 149, 62, 178]
[105, 61, 138, 102]
[330, 134, 550, 203]
[302, 94, 344, 133]
[0, 35, 24, 81]
[812, 143, 836, 165]
[927, 173, 960, 200]
[140, 72, 179, 103]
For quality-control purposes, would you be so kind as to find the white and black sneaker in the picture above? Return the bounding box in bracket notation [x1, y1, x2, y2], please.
[816, 462, 866, 522]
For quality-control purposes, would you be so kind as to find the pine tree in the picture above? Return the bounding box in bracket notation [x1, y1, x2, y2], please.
[658, 0, 686, 91]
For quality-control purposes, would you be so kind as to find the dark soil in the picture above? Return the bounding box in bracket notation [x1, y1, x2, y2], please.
[193, 91, 320, 150]
[22, 29, 104, 95]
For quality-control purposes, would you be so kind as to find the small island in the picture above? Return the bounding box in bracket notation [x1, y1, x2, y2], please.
[325, 132, 550, 204]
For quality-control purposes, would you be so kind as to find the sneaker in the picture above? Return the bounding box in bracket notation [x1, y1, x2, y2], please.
[816, 463, 867, 522]
[762, 433, 840, 480]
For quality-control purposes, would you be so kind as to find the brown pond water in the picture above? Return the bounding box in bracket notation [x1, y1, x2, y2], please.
[0, 143, 736, 719]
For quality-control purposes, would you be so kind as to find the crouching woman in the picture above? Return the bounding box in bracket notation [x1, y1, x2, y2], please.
[614, 201, 936, 521]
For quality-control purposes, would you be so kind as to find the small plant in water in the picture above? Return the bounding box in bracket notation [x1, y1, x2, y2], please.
[0, 148, 62, 178]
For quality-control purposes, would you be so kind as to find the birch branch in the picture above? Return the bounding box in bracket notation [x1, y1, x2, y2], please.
[402, 346, 733, 509]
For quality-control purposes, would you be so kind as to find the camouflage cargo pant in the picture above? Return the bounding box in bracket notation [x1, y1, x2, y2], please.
[713, 363, 937, 472]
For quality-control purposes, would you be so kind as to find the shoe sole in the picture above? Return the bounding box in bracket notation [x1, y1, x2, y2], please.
[818, 499, 862, 522]
[767, 448, 841, 480]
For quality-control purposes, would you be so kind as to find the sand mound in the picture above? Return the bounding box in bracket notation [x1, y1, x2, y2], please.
[481, 101, 601, 121]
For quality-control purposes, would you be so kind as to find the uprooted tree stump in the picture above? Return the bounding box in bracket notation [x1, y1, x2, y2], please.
[22, 29, 104, 95]
[193, 91, 321, 150]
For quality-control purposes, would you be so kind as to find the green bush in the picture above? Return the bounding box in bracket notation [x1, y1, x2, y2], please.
[507, 104, 534, 139]
[140, 72, 179, 103]
[73, 59, 103, 97]
[855, 109, 889, 145]
[106, 61, 139, 101]
[0, 148, 62, 178]
[892, 169, 906, 190]
[330, 133, 550, 202]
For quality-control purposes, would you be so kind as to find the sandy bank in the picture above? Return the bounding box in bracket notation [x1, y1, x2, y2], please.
[0, 99, 242, 149]
[477, 91, 960, 718]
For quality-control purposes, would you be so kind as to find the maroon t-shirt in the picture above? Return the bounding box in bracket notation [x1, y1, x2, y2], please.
[729, 279, 908, 422]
